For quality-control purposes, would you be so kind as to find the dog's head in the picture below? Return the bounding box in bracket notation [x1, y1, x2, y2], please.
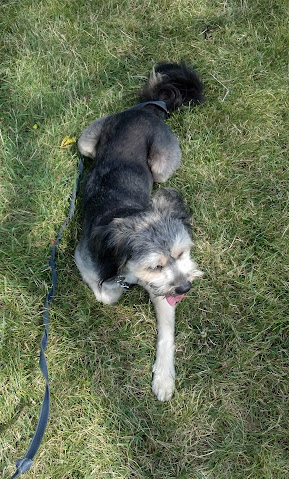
[96, 188, 203, 303]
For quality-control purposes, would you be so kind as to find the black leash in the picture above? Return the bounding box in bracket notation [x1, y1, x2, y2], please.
[10, 155, 84, 478]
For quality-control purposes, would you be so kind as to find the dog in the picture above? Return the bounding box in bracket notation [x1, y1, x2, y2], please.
[75, 62, 204, 401]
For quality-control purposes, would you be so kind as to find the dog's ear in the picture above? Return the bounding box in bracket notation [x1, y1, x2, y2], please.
[88, 221, 135, 282]
[151, 188, 192, 232]
[151, 187, 187, 211]
[90, 217, 137, 270]
[87, 224, 121, 281]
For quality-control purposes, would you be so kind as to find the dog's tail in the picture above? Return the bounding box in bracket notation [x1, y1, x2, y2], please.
[140, 61, 204, 113]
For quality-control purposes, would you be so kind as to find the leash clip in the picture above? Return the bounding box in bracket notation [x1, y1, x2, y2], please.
[116, 276, 130, 289]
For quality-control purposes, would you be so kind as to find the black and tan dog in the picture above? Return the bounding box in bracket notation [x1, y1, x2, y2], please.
[75, 62, 204, 400]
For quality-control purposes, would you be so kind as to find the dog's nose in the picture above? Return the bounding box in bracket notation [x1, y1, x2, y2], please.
[175, 281, 192, 295]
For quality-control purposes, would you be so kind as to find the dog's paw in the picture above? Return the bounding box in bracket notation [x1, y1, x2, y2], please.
[152, 368, 175, 401]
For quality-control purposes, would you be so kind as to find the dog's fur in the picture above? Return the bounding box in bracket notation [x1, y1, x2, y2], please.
[75, 62, 204, 401]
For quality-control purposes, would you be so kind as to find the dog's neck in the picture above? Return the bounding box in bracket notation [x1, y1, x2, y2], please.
[127, 100, 168, 117]
[97, 206, 146, 227]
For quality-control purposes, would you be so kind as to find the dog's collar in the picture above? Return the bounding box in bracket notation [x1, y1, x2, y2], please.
[127, 100, 168, 115]
[115, 275, 131, 289]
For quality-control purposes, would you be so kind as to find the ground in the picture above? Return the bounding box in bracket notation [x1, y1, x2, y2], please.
[1, 0, 289, 478]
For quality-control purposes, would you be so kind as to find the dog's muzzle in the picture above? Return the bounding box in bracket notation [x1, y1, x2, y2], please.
[175, 281, 192, 295]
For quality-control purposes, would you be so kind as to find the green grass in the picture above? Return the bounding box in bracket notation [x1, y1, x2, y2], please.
[1, 0, 289, 477]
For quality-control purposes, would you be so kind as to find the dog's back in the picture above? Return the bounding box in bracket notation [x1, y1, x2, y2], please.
[77, 61, 204, 282]
[81, 109, 177, 232]
[78, 61, 204, 161]
[79, 62, 204, 227]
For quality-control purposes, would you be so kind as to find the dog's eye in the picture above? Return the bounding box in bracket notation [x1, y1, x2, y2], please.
[154, 265, 163, 271]
[150, 265, 163, 271]
[178, 252, 184, 259]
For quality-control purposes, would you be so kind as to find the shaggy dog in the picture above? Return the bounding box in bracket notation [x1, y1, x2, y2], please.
[75, 62, 204, 401]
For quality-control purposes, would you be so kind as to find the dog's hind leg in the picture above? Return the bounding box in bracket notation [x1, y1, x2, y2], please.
[78, 116, 108, 159]
[148, 127, 181, 183]
[147, 292, 176, 401]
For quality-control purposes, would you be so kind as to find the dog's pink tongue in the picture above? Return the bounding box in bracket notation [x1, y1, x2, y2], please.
[166, 294, 185, 306]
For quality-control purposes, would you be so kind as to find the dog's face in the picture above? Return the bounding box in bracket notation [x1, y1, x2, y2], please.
[124, 226, 203, 300]
[101, 189, 203, 301]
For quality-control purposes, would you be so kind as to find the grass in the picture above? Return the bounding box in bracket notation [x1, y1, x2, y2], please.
[1, 0, 289, 477]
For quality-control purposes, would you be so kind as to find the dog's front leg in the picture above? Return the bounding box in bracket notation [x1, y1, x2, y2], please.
[150, 295, 176, 401]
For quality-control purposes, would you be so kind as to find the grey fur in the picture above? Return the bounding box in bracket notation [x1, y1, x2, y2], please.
[75, 62, 204, 400]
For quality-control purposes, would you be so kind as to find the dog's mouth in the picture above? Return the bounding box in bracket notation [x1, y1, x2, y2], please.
[166, 294, 185, 306]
